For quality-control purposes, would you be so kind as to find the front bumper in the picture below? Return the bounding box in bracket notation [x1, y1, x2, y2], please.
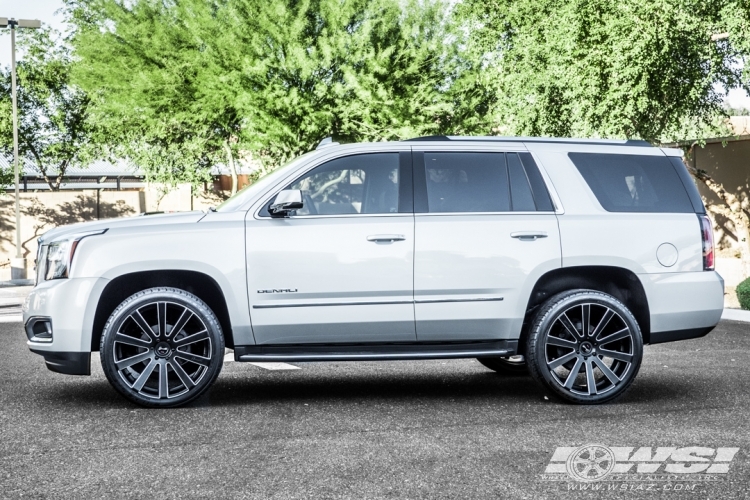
[29, 349, 91, 375]
[23, 277, 109, 375]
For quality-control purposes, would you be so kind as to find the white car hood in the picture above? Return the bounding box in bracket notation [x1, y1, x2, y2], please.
[38, 211, 207, 244]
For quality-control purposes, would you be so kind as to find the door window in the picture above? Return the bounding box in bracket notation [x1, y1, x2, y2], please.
[420, 152, 553, 213]
[264, 153, 401, 216]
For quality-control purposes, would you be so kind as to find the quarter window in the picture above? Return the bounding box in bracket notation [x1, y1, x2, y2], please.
[568, 153, 695, 213]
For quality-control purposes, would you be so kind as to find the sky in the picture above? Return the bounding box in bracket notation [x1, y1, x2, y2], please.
[1, 0, 750, 111]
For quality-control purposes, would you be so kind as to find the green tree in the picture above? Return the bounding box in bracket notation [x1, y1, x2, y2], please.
[66, 0, 490, 188]
[68, 0, 232, 192]
[458, 0, 750, 143]
[0, 27, 94, 190]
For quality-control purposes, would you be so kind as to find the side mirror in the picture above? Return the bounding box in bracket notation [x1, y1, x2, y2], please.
[269, 189, 303, 217]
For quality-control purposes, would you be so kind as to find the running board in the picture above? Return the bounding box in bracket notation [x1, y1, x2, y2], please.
[235, 340, 517, 362]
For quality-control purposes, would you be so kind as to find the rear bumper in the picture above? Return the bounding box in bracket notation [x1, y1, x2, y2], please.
[640, 271, 724, 344]
[649, 326, 715, 345]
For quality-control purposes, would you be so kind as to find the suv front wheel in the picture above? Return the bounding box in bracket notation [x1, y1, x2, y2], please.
[100, 287, 225, 408]
[526, 290, 643, 404]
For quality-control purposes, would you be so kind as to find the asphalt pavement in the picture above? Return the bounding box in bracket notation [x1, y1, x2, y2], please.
[2, 320, 750, 499]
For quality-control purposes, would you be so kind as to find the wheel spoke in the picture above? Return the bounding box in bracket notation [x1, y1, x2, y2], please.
[173, 350, 211, 366]
[546, 335, 578, 349]
[131, 310, 158, 342]
[168, 309, 192, 339]
[582, 304, 591, 337]
[585, 359, 597, 395]
[548, 350, 578, 369]
[559, 313, 584, 339]
[173, 329, 209, 347]
[132, 358, 158, 391]
[169, 360, 196, 389]
[590, 308, 614, 340]
[115, 350, 153, 370]
[597, 327, 631, 345]
[158, 360, 168, 399]
[114, 333, 153, 349]
[563, 357, 584, 388]
[599, 348, 633, 363]
[593, 356, 621, 385]
[157, 302, 167, 339]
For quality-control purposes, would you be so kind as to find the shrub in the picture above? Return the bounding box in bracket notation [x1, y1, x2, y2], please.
[737, 277, 750, 310]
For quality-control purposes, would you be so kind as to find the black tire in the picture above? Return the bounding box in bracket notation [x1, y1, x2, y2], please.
[100, 287, 225, 408]
[477, 356, 528, 375]
[526, 289, 643, 404]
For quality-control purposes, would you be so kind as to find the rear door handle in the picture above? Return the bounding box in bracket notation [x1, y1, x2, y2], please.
[511, 231, 548, 241]
[367, 234, 406, 242]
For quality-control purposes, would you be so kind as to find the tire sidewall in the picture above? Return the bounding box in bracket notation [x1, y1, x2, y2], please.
[100, 287, 225, 408]
[527, 290, 643, 404]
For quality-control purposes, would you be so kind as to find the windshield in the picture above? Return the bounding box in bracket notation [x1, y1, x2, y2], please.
[215, 151, 318, 212]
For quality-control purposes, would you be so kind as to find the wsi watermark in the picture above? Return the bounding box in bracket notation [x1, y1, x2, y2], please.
[540, 444, 740, 492]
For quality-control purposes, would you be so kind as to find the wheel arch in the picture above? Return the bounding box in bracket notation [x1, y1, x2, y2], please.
[91, 270, 234, 351]
[522, 266, 651, 347]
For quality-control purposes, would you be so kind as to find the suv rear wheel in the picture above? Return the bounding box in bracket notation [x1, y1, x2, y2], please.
[100, 287, 225, 408]
[526, 289, 643, 404]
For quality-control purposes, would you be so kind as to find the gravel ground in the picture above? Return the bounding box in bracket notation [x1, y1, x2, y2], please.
[1, 320, 749, 499]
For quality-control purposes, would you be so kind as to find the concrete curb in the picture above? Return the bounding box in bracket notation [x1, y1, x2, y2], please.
[721, 308, 750, 323]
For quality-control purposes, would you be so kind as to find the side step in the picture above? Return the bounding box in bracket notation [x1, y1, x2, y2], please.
[235, 340, 517, 362]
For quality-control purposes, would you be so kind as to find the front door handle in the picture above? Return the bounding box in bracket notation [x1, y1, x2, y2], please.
[367, 234, 406, 242]
[511, 231, 548, 241]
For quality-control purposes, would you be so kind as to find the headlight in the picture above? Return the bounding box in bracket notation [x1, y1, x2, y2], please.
[45, 240, 71, 280]
[38, 229, 108, 282]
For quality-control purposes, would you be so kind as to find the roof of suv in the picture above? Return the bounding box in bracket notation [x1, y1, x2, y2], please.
[403, 136, 652, 147]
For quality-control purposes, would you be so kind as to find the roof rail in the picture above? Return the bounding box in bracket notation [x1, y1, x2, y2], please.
[404, 135, 653, 147]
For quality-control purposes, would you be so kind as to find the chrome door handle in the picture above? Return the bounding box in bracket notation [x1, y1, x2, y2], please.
[367, 234, 406, 242]
[511, 231, 548, 241]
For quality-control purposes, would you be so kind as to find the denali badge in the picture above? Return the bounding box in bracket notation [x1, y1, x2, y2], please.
[257, 289, 298, 294]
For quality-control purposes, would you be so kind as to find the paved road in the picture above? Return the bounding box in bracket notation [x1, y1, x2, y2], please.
[2, 320, 749, 499]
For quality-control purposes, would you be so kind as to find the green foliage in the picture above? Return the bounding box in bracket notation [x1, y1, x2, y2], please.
[457, 0, 750, 143]
[726, 106, 750, 116]
[0, 28, 95, 190]
[737, 276, 750, 310]
[0, 164, 14, 193]
[65, 0, 490, 179]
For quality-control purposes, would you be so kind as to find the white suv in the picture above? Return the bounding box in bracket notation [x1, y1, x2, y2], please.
[23, 136, 724, 407]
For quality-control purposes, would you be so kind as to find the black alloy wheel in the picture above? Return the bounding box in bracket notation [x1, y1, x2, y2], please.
[100, 287, 225, 408]
[526, 289, 643, 404]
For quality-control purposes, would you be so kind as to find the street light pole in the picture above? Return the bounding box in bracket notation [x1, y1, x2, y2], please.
[1, 17, 41, 279]
[11, 22, 20, 262]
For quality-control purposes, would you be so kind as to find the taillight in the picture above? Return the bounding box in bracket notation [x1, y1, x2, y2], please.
[699, 215, 714, 271]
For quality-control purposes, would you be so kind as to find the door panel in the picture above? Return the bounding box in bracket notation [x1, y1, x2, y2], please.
[412, 149, 561, 341]
[246, 151, 415, 345]
[414, 214, 560, 340]
[247, 217, 415, 344]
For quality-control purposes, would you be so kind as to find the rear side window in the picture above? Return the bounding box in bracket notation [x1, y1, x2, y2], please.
[423, 152, 510, 212]
[419, 152, 554, 213]
[568, 153, 695, 213]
